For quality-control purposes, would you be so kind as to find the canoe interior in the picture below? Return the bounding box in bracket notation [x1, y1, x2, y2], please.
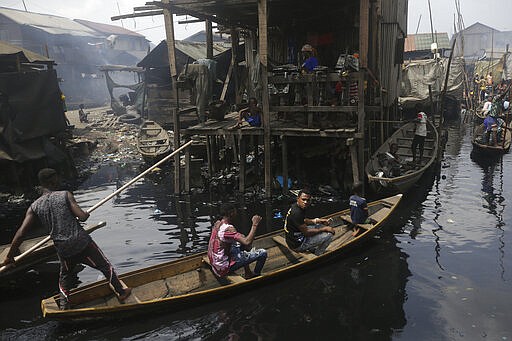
[41, 195, 402, 320]
[137, 120, 172, 157]
[472, 123, 511, 152]
[365, 121, 438, 192]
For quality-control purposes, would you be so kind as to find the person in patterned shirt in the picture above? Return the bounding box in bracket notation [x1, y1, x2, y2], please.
[1, 168, 131, 309]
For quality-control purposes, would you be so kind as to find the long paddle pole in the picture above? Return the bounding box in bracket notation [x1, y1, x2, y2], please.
[2, 140, 193, 268]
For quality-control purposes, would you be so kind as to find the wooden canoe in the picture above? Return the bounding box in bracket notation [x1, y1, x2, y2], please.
[41, 194, 402, 321]
[366, 121, 439, 194]
[472, 123, 511, 154]
[136, 120, 172, 162]
[0, 222, 106, 278]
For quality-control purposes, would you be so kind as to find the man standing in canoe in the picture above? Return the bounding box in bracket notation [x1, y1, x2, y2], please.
[284, 189, 335, 255]
[411, 104, 428, 164]
[208, 203, 267, 279]
[1, 168, 131, 309]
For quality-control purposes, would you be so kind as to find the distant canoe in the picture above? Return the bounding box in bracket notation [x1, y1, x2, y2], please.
[0, 222, 106, 278]
[41, 194, 402, 321]
[137, 121, 172, 162]
[366, 121, 439, 194]
[472, 123, 511, 154]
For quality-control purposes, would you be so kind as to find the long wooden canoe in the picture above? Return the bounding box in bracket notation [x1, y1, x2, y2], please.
[0, 222, 106, 277]
[366, 121, 439, 194]
[41, 194, 402, 321]
[472, 123, 511, 154]
[137, 120, 172, 162]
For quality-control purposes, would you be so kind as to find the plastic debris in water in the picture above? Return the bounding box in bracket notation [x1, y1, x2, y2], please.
[154, 208, 163, 215]
[274, 211, 283, 219]
[447, 218, 455, 223]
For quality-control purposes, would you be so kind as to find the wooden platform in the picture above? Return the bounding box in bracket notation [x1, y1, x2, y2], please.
[183, 111, 358, 138]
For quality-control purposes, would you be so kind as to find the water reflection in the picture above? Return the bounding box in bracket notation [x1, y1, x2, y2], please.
[471, 152, 507, 280]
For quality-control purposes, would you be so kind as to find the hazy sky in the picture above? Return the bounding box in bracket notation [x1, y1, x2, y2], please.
[3, 0, 512, 43]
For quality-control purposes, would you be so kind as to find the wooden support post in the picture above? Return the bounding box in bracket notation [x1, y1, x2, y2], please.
[258, 0, 272, 197]
[173, 108, 181, 193]
[359, 0, 369, 69]
[230, 28, 240, 104]
[184, 138, 191, 192]
[162, 0, 177, 80]
[206, 135, 213, 176]
[206, 20, 213, 59]
[281, 136, 289, 193]
[349, 143, 360, 185]
[239, 135, 246, 192]
[357, 71, 365, 191]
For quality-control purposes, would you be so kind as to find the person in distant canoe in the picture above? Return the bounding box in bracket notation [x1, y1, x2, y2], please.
[284, 189, 335, 255]
[208, 203, 267, 279]
[1, 168, 131, 309]
[237, 97, 262, 127]
[349, 183, 370, 236]
[411, 104, 428, 164]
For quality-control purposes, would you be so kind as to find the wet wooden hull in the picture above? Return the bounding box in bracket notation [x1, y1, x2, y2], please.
[137, 121, 172, 162]
[366, 121, 439, 194]
[472, 124, 511, 154]
[41, 195, 403, 321]
[0, 222, 106, 278]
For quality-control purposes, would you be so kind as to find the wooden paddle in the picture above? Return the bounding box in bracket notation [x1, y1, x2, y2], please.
[0, 140, 193, 272]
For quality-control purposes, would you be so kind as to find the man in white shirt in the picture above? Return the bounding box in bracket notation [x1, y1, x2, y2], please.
[481, 96, 493, 116]
[411, 104, 427, 164]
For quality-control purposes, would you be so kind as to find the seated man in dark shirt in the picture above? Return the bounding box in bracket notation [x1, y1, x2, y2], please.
[284, 189, 335, 255]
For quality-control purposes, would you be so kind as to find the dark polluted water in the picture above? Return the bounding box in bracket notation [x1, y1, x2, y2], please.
[1, 121, 511, 340]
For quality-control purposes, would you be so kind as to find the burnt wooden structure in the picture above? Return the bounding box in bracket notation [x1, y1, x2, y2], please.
[114, 0, 407, 195]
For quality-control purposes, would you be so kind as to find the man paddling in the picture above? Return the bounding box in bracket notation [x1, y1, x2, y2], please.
[1, 168, 131, 309]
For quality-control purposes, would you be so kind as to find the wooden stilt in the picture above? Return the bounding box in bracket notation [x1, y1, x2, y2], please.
[349, 141, 360, 185]
[239, 135, 246, 192]
[281, 136, 289, 193]
[258, 0, 272, 197]
[184, 138, 191, 192]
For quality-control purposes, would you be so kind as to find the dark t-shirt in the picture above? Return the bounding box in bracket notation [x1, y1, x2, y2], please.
[284, 203, 306, 249]
[31, 191, 91, 258]
[349, 194, 368, 224]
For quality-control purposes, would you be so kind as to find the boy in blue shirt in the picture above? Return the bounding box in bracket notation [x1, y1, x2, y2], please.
[349, 183, 369, 236]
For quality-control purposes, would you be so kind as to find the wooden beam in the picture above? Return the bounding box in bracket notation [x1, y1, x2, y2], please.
[162, 0, 177, 79]
[281, 136, 288, 193]
[147, 1, 254, 30]
[111, 10, 163, 21]
[239, 136, 246, 192]
[258, 0, 271, 197]
[231, 28, 240, 103]
[206, 20, 213, 59]
[349, 143, 360, 185]
[359, 0, 369, 68]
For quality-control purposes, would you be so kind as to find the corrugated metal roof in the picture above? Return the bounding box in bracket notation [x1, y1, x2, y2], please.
[175, 41, 228, 60]
[0, 39, 53, 63]
[404, 33, 450, 52]
[74, 19, 145, 38]
[0, 7, 97, 37]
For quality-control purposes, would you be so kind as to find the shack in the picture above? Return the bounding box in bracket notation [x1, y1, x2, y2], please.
[116, 0, 408, 196]
[0, 40, 71, 191]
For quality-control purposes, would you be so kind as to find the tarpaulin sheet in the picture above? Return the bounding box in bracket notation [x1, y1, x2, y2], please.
[0, 69, 66, 161]
[104, 71, 144, 115]
[400, 57, 465, 107]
